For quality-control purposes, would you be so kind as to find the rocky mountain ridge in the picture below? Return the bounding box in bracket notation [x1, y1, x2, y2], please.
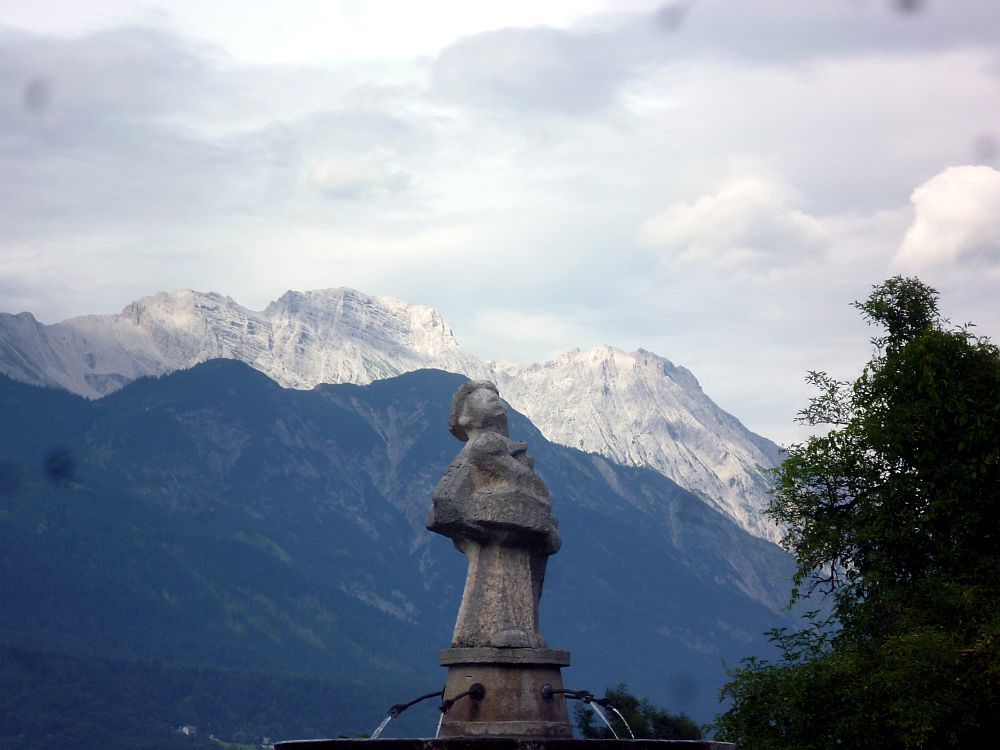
[0, 288, 782, 541]
[492, 347, 782, 540]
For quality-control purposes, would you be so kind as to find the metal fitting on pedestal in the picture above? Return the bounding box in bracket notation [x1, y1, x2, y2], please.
[440, 683, 486, 714]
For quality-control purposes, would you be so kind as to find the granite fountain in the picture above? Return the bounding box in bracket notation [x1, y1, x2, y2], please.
[277, 381, 734, 750]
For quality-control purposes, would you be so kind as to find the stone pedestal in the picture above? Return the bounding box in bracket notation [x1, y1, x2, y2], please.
[450, 542, 549, 648]
[438, 648, 572, 738]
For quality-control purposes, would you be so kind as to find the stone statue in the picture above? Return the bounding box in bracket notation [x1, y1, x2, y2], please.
[428, 380, 560, 649]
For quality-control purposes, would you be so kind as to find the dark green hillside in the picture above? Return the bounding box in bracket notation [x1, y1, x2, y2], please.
[1, 363, 445, 683]
[0, 643, 449, 750]
[0, 362, 795, 746]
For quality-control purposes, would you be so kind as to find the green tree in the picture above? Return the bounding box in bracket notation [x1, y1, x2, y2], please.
[574, 683, 701, 740]
[714, 277, 1000, 749]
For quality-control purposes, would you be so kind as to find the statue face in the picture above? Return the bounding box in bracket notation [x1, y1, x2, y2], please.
[448, 380, 508, 441]
[462, 386, 505, 427]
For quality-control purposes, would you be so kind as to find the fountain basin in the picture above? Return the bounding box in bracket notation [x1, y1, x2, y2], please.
[276, 739, 735, 750]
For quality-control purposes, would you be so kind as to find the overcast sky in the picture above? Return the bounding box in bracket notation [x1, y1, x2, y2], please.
[2, 0, 999, 444]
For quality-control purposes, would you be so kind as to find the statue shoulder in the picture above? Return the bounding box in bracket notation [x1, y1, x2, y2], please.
[468, 431, 516, 456]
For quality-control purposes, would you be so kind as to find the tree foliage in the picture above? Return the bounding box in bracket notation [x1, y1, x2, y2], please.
[714, 277, 1000, 748]
[574, 684, 701, 740]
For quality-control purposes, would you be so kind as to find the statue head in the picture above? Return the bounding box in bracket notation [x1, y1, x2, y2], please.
[449, 380, 508, 442]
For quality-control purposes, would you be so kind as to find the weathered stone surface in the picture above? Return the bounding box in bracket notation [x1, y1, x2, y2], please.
[428, 381, 560, 650]
[453, 541, 552, 648]
[430, 431, 559, 549]
[439, 648, 570, 666]
[437, 649, 573, 739]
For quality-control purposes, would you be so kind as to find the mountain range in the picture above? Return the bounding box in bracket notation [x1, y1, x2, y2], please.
[0, 361, 796, 748]
[0, 288, 783, 542]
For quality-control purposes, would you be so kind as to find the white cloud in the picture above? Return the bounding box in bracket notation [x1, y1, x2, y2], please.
[894, 165, 1000, 270]
[462, 308, 603, 364]
[0, 26, 215, 127]
[309, 156, 409, 198]
[636, 178, 828, 270]
[651, 0, 1000, 64]
[4, 3, 1000, 448]
[431, 25, 632, 114]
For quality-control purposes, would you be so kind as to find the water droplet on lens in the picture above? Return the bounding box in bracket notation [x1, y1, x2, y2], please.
[44, 448, 75, 485]
[972, 133, 998, 164]
[894, 0, 925, 14]
[23, 77, 52, 114]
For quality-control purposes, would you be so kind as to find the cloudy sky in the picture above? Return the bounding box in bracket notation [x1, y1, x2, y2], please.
[2, 0, 999, 444]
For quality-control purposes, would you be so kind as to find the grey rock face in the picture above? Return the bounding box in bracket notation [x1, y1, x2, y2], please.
[491, 347, 784, 543]
[0, 288, 488, 399]
[428, 381, 560, 649]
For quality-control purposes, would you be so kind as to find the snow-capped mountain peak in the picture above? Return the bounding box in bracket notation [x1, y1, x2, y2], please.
[492, 346, 781, 541]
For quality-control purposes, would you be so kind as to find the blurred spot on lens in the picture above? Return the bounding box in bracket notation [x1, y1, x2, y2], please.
[23, 77, 53, 114]
[893, 0, 925, 14]
[972, 133, 998, 164]
[653, 2, 692, 34]
[44, 448, 75, 485]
